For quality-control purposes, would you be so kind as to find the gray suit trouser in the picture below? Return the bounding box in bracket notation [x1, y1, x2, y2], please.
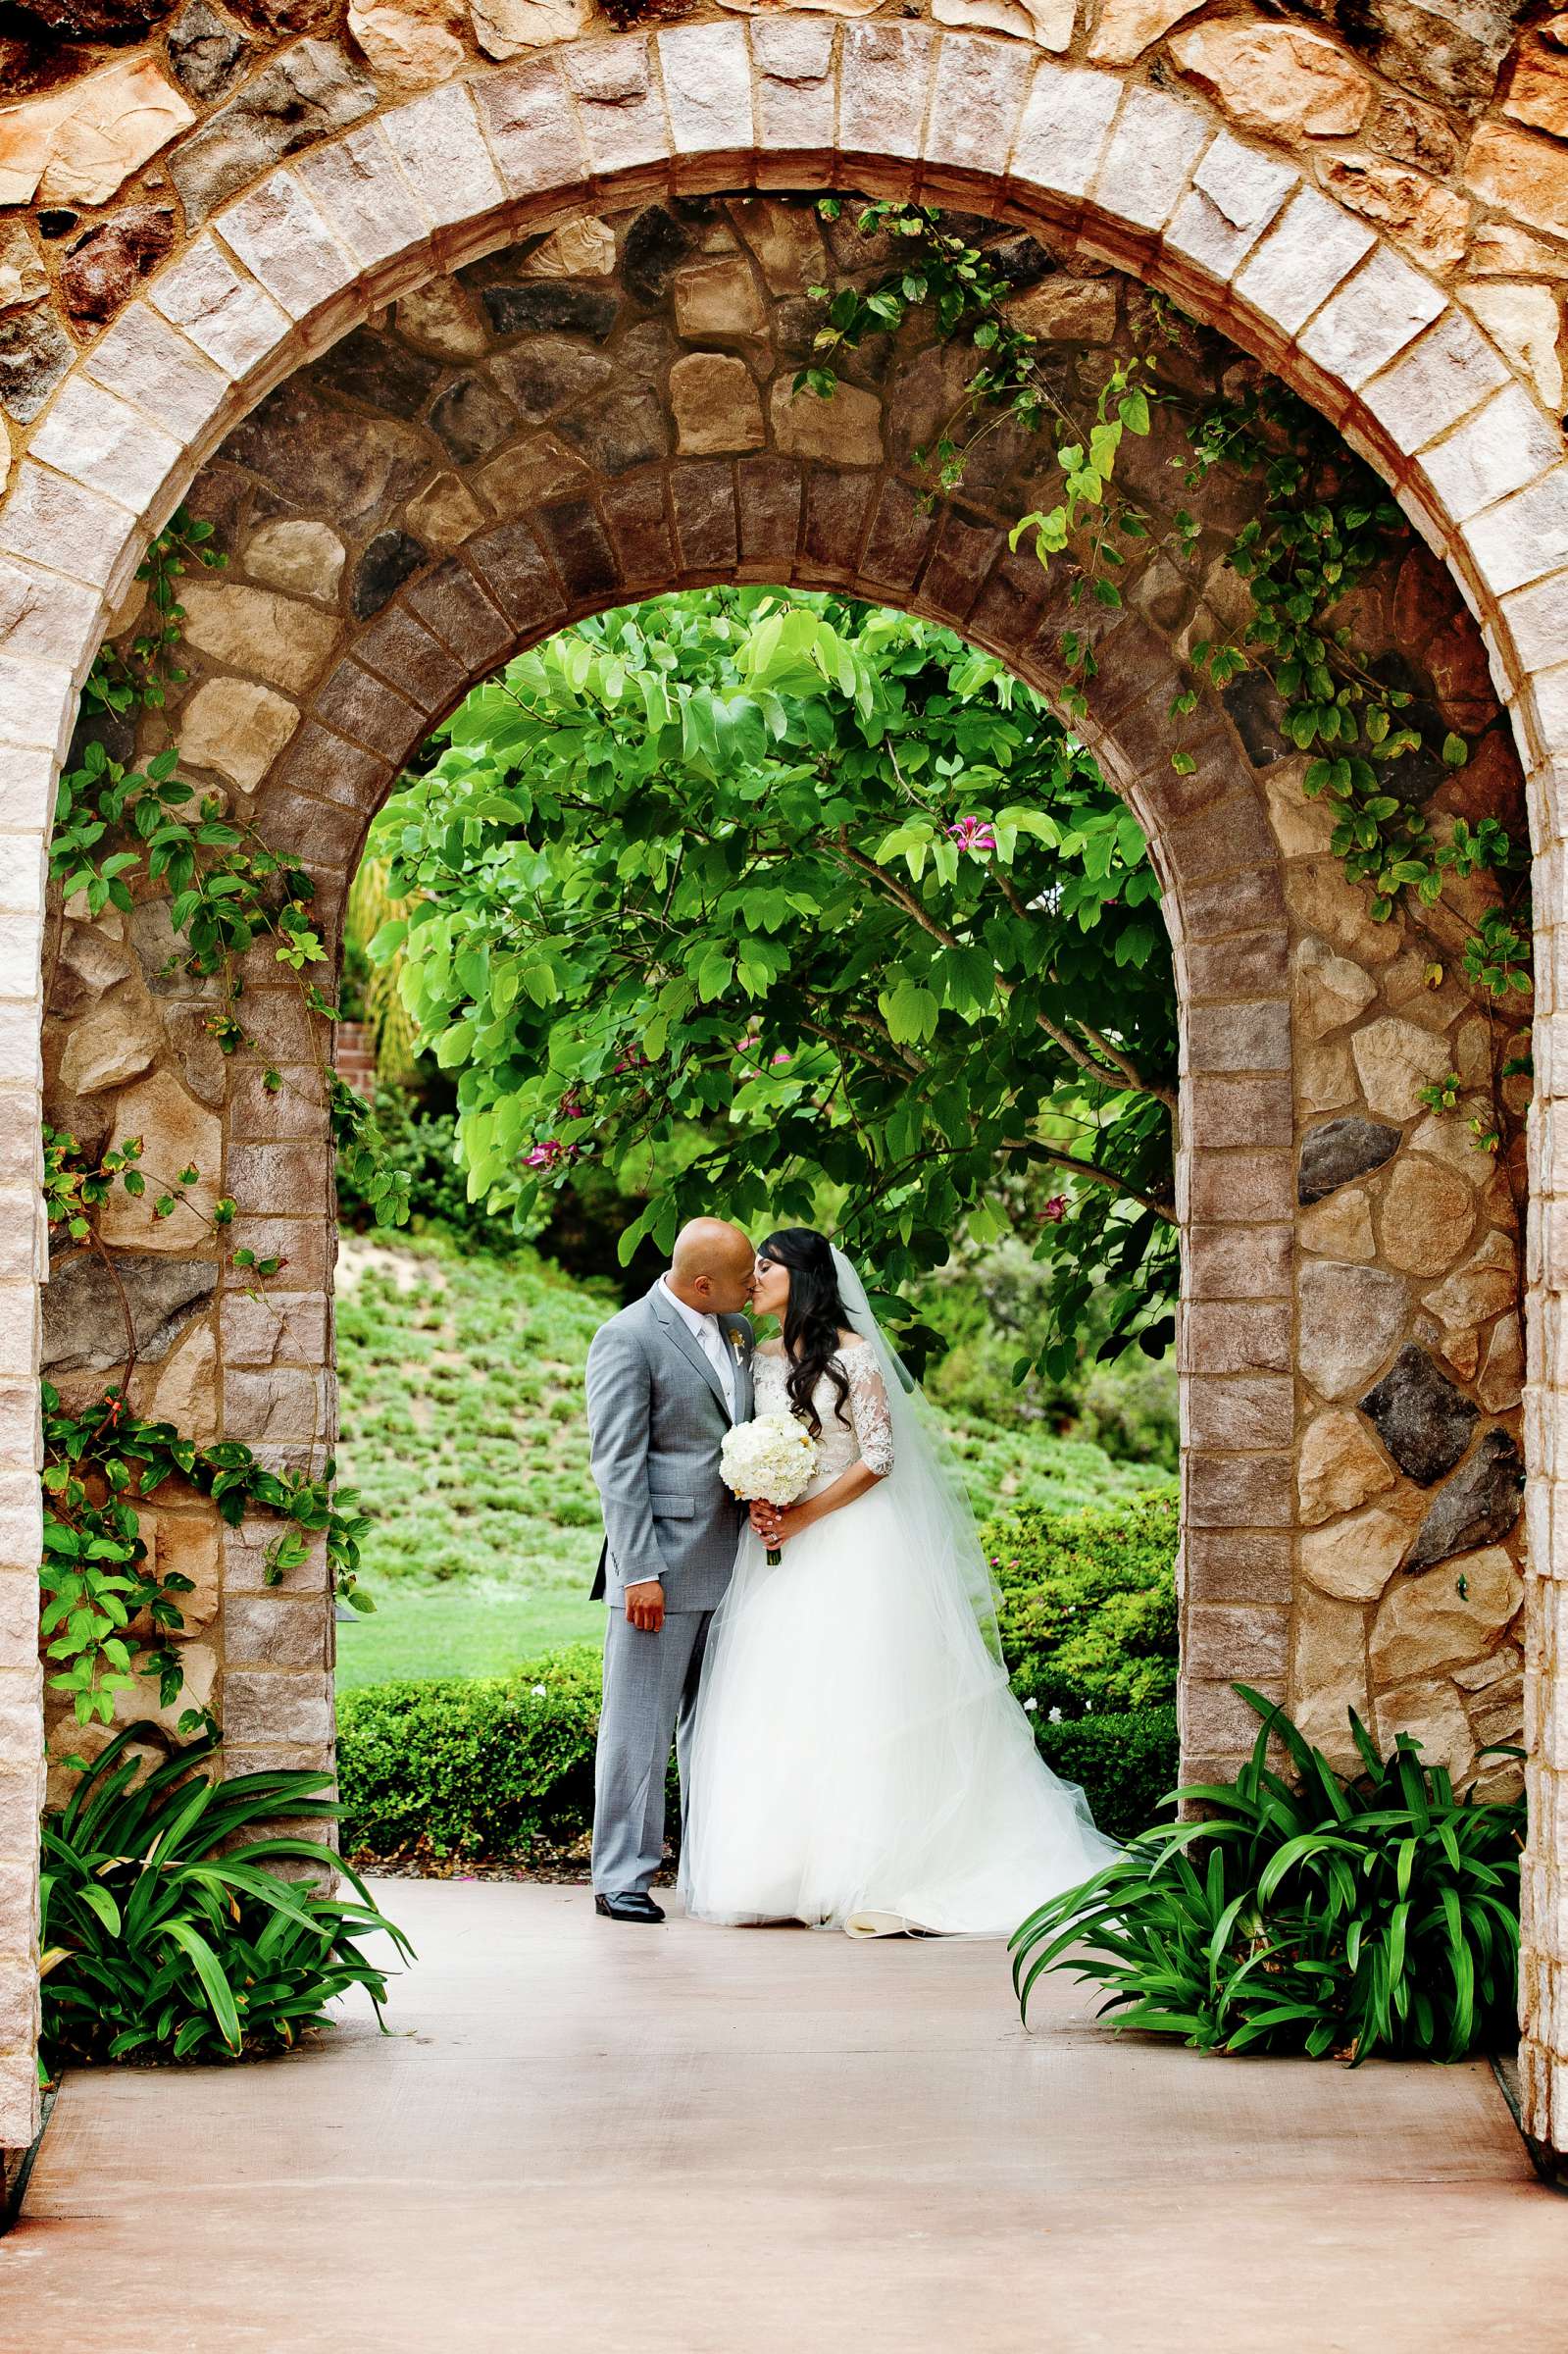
[591, 1607, 713, 1896]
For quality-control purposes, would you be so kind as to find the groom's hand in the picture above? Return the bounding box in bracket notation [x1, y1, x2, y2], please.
[625, 1578, 665, 1633]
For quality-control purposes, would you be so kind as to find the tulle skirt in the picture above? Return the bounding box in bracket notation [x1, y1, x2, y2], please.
[679, 1482, 1120, 1938]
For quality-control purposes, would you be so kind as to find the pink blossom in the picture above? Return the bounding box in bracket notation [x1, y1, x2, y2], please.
[1041, 1195, 1068, 1223]
[947, 815, 997, 854]
[526, 1137, 581, 1172]
[771, 1049, 792, 1066]
[557, 1090, 586, 1122]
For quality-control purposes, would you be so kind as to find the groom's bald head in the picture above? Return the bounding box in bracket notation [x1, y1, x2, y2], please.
[669, 1218, 754, 1313]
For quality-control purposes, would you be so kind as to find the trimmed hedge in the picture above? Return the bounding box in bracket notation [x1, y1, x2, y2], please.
[337, 1645, 611, 1863]
[986, 1491, 1179, 1718]
[336, 1496, 1184, 1864]
[1034, 1707, 1178, 1844]
[988, 1491, 1178, 1842]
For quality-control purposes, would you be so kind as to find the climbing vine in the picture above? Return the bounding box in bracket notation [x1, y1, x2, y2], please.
[803, 199, 1533, 1167]
[802, 199, 1154, 711]
[1179, 383, 1528, 958]
[804, 204, 1527, 926]
[43, 510, 394, 1735]
[1177, 379, 1533, 1229]
[41, 1378, 369, 1744]
[50, 509, 410, 1226]
[40, 1119, 375, 1734]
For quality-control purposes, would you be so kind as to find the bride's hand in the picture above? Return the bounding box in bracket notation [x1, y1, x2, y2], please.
[749, 1500, 781, 1541]
[760, 1502, 813, 1546]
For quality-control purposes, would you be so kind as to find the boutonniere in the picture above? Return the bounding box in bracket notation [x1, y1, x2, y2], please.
[729, 1330, 747, 1364]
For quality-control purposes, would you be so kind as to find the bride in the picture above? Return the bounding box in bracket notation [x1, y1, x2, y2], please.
[681, 1228, 1119, 1937]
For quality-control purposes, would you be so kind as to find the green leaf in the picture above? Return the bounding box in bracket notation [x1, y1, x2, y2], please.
[159, 1918, 243, 2052]
[880, 980, 939, 1046]
[433, 1018, 475, 1069]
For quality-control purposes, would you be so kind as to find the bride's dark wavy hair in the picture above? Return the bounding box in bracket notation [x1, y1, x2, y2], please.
[758, 1228, 853, 1440]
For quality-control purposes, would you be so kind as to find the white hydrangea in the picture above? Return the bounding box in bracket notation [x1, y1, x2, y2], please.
[721, 1412, 819, 1506]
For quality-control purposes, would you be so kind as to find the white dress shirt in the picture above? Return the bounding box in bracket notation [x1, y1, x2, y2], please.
[661, 1274, 737, 1419]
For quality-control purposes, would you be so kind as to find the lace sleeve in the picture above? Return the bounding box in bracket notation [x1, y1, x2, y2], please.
[845, 1344, 894, 1476]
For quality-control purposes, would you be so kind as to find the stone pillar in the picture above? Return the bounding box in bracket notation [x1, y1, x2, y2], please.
[0, 782, 47, 2152]
[1520, 816, 1568, 2158]
[215, 997, 338, 1811]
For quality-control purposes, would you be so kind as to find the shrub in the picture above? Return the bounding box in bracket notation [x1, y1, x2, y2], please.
[1035, 1707, 1179, 1845]
[924, 1327, 1078, 1431]
[336, 1620, 1179, 1866]
[336, 1498, 1186, 1864]
[336, 1645, 619, 1862]
[1075, 1357, 1179, 1475]
[40, 1722, 413, 2071]
[918, 1239, 1181, 1471]
[1012, 1687, 1525, 2064]
[334, 1233, 612, 1589]
[986, 1491, 1179, 1719]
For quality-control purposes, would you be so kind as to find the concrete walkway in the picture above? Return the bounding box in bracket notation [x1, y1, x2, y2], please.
[2, 1879, 1560, 2354]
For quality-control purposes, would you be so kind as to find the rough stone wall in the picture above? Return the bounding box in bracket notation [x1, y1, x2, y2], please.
[3, 0, 1568, 455]
[1, 0, 1567, 2154]
[34, 201, 1530, 1825]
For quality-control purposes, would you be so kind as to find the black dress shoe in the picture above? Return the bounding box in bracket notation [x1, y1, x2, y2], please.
[594, 1891, 666, 1922]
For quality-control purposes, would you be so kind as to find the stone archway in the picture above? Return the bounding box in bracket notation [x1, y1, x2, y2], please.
[4, 24, 1568, 2156]
[128, 186, 1524, 1812]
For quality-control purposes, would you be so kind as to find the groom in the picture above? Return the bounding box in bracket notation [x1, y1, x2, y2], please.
[584, 1217, 756, 1922]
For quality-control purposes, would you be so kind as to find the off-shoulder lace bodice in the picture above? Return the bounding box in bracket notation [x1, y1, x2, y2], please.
[753, 1337, 894, 1494]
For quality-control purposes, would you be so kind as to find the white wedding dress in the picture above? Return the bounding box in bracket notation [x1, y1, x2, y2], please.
[681, 1264, 1118, 1938]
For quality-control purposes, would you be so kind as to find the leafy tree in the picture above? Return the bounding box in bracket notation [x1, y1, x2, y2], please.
[368, 589, 1177, 1374]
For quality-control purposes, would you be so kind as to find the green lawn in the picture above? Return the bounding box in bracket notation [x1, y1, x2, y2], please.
[334, 1230, 1173, 1689]
[335, 1578, 602, 1688]
[333, 1233, 609, 1688]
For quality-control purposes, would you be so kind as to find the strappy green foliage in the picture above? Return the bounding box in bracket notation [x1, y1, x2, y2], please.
[38, 1722, 413, 2073]
[1011, 1685, 1524, 2065]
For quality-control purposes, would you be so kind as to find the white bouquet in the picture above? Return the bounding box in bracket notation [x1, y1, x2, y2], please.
[721, 1412, 819, 1564]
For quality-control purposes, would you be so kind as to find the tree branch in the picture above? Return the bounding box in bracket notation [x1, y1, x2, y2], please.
[794, 1012, 916, 1086]
[1000, 1136, 1176, 1223]
[986, 864, 1180, 1110]
[1039, 1005, 1177, 1111]
[836, 836, 1179, 1112]
[793, 1004, 1172, 1214]
[864, 1128, 1176, 1224]
[833, 839, 962, 950]
[990, 865, 1033, 924]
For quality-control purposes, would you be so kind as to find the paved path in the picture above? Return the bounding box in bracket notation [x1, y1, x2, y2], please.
[2, 1879, 1561, 2353]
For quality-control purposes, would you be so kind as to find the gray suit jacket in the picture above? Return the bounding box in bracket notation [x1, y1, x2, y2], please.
[585, 1278, 755, 1612]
